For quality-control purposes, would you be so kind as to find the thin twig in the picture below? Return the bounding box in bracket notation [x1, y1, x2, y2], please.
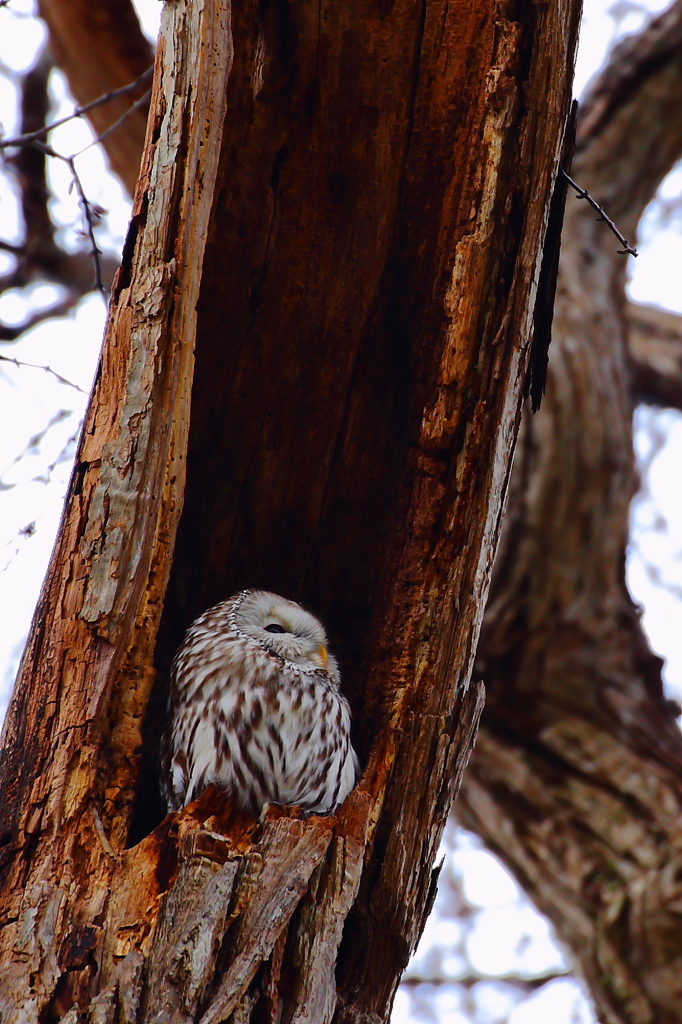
[562, 170, 638, 257]
[0, 66, 154, 300]
[33, 141, 106, 296]
[0, 66, 153, 150]
[401, 970, 570, 991]
[65, 154, 106, 296]
[72, 87, 152, 158]
[0, 354, 87, 393]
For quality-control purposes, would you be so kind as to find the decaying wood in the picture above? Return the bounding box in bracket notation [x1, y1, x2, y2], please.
[37, 0, 153, 195]
[0, 0, 580, 1017]
[0, 0, 231, 1015]
[459, 5, 682, 1023]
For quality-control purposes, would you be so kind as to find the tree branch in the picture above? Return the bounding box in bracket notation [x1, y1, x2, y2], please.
[626, 300, 682, 409]
[0, 352, 86, 392]
[0, 66, 153, 150]
[401, 971, 570, 992]
[36, 0, 154, 196]
[32, 141, 106, 296]
[72, 86, 152, 157]
[562, 171, 638, 256]
[575, 0, 682, 235]
[1, 49, 118, 302]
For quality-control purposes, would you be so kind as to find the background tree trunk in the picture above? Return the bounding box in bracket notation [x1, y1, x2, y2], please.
[459, 5, 682, 1023]
[0, 0, 579, 1020]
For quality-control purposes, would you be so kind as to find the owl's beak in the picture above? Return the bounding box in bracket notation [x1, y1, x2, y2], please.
[317, 645, 328, 669]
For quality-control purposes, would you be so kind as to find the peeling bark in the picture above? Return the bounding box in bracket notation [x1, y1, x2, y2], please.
[0, 0, 579, 1018]
[0, 0, 232, 1013]
[459, 4, 682, 1023]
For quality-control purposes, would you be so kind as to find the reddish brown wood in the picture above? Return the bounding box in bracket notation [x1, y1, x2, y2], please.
[0, 0, 580, 1017]
[0, 0, 232, 1014]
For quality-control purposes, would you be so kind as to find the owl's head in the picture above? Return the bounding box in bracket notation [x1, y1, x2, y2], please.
[233, 590, 339, 681]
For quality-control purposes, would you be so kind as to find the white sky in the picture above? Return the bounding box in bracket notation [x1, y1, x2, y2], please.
[0, 2, 680, 1023]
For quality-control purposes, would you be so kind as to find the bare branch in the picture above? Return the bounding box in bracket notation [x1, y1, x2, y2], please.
[0, 67, 153, 151]
[0, 353, 86, 393]
[72, 86, 152, 158]
[0, 52, 117, 297]
[562, 170, 638, 256]
[401, 971, 570, 991]
[1, 61, 153, 301]
[33, 141, 106, 296]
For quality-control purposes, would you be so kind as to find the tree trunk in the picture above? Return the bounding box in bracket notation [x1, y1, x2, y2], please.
[0, 0, 579, 1020]
[459, 5, 682, 1023]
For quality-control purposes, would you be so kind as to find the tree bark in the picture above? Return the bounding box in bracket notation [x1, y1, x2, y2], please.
[37, 0, 154, 196]
[0, 0, 579, 1020]
[459, 5, 682, 1023]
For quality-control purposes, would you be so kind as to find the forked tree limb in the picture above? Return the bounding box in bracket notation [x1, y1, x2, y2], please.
[576, 0, 682, 232]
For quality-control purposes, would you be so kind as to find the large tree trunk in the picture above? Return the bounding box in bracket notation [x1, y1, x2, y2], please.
[459, 4, 682, 1023]
[0, 0, 579, 1019]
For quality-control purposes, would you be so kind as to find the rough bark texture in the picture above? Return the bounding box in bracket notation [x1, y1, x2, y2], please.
[37, 0, 153, 196]
[459, 5, 682, 1023]
[0, 0, 232, 1014]
[0, 0, 580, 1019]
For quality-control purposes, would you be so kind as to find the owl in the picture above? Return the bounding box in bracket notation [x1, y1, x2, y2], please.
[161, 589, 359, 816]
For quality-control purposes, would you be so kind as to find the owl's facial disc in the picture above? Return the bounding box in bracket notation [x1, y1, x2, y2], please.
[238, 591, 337, 677]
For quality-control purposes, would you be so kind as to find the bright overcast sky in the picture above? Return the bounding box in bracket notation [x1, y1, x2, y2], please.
[0, 3, 681, 1023]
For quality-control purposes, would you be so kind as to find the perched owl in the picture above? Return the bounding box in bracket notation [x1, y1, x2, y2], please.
[161, 589, 359, 815]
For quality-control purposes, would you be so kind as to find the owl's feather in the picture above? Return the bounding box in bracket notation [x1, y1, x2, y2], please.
[161, 590, 359, 815]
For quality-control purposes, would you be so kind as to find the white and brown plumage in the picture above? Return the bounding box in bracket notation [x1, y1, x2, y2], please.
[161, 589, 359, 815]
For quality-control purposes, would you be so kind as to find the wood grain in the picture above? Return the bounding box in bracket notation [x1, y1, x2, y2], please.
[0, 0, 580, 1017]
